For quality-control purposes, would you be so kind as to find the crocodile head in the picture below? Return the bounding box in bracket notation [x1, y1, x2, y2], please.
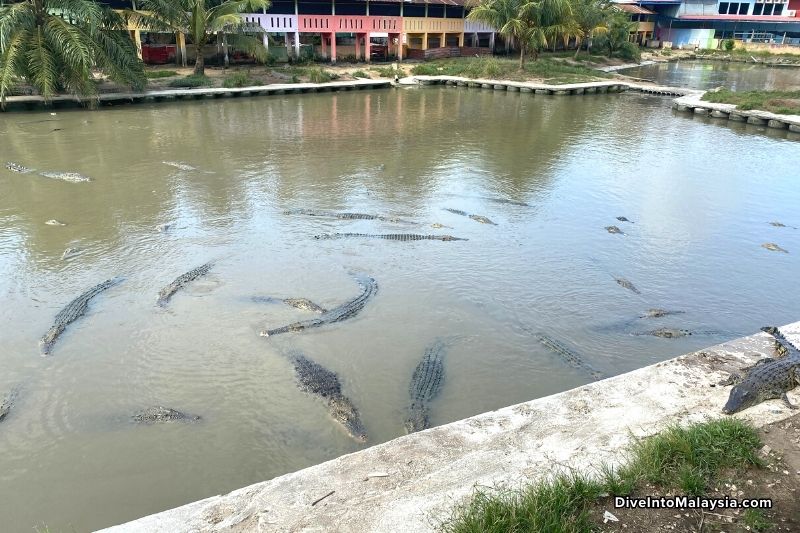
[722, 383, 761, 414]
[329, 397, 367, 443]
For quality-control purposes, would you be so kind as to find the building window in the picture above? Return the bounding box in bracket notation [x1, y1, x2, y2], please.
[774, 3, 784, 14]
[753, 2, 763, 14]
[764, 3, 774, 15]
[719, 2, 729, 14]
[739, 3, 748, 14]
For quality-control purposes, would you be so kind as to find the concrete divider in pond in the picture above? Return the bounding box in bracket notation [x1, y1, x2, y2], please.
[671, 93, 800, 133]
[100, 321, 800, 532]
[0, 79, 393, 112]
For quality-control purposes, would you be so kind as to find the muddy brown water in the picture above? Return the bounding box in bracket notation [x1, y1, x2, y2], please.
[1, 85, 799, 530]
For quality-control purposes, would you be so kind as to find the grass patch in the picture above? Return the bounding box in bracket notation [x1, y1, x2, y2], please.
[443, 419, 763, 532]
[371, 66, 397, 77]
[702, 88, 800, 114]
[743, 509, 773, 532]
[307, 67, 338, 83]
[146, 70, 178, 79]
[167, 75, 211, 88]
[409, 57, 608, 84]
[222, 71, 256, 88]
[351, 70, 370, 79]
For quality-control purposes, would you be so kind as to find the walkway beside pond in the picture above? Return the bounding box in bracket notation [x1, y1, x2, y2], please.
[0, 79, 392, 112]
[672, 93, 800, 132]
[101, 322, 800, 533]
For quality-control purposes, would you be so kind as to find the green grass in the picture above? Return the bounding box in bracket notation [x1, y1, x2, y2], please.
[409, 57, 608, 84]
[743, 509, 773, 532]
[702, 88, 800, 115]
[146, 70, 178, 79]
[351, 70, 370, 79]
[442, 419, 763, 533]
[307, 67, 336, 84]
[222, 72, 256, 88]
[371, 66, 397, 77]
[698, 48, 800, 62]
[167, 75, 211, 88]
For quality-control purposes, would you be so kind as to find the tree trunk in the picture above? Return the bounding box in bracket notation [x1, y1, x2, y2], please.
[194, 54, 205, 76]
[574, 37, 583, 58]
[519, 47, 525, 69]
[223, 33, 229, 68]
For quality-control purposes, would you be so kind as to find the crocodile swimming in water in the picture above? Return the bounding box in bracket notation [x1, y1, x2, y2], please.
[40, 278, 122, 355]
[132, 406, 201, 423]
[614, 277, 641, 295]
[61, 247, 81, 260]
[640, 309, 685, 319]
[39, 171, 92, 183]
[444, 208, 497, 225]
[762, 243, 789, 253]
[283, 209, 409, 223]
[482, 197, 529, 207]
[288, 352, 367, 442]
[314, 233, 467, 242]
[721, 327, 800, 414]
[162, 161, 196, 171]
[0, 386, 20, 423]
[405, 340, 446, 433]
[156, 263, 213, 307]
[536, 334, 605, 381]
[251, 296, 327, 314]
[605, 225, 624, 235]
[45, 219, 67, 226]
[769, 221, 796, 229]
[261, 273, 377, 337]
[5, 162, 33, 173]
[633, 328, 692, 339]
[616, 216, 633, 223]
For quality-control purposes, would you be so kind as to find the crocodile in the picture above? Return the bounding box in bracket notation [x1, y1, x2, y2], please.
[536, 334, 604, 381]
[444, 208, 497, 225]
[40, 278, 122, 355]
[721, 329, 800, 414]
[162, 161, 196, 171]
[156, 263, 213, 307]
[761, 326, 800, 358]
[261, 273, 377, 337]
[61, 247, 81, 260]
[405, 340, 446, 433]
[762, 243, 789, 253]
[633, 328, 692, 339]
[283, 209, 408, 223]
[39, 171, 92, 183]
[640, 309, 685, 319]
[5, 162, 33, 173]
[469, 214, 498, 225]
[132, 406, 201, 423]
[431, 223, 453, 229]
[0, 386, 20, 423]
[483, 197, 529, 207]
[614, 277, 641, 295]
[314, 233, 467, 242]
[45, 219, 67, 226]
[288, 352, 367, 442]
[605, 226, 624, 235]
[252, 296, 327, 313]
[616, 216, 633, 223]
[769, 221, 796, 229]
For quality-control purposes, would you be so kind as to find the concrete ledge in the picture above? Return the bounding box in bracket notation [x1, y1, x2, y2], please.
[101, 323, 800, 533]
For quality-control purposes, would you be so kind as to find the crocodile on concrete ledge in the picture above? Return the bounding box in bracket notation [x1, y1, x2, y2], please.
[314, 233, 467, 242]
[40, 278, 122, 356]
[260, 273, 377, 337]
[288, 352, 367, 442]
[156, 263, 213, 307]
[721, 327, 800, 414]
[404, 340, 446, 434]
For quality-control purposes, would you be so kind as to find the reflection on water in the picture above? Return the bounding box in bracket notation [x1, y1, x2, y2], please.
[619, 60, 800, 91]
[1, 88, 799, 530]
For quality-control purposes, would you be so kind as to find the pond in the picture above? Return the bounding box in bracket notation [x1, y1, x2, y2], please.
[618, 60, 800, 91]
[1, 86, 799, 530]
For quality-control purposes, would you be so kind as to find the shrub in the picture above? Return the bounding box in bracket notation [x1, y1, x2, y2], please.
[723, 39, 736, 51]
[265, 52, 278, 67]
[167, 75, 211, 88]
[352, 70, 370, 79]
[372, 66, 396, 77]
[340, 54, 358, 63]
[410, 63, 440, 75]
[222, 72, 255, 88]
[146, 70, 178, 79]
[308, 67, 332, 83]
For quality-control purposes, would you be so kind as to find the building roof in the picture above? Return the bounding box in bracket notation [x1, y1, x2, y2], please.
[678, 14, 800, 22]
[615, 4, 656, 14]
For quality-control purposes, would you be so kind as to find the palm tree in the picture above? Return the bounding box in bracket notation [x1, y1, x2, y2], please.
[468, 0, 572, 69]
[0, 0, 146, 107]
[570, 0, 609, 58]
[133, 0, 270, 76]
[599, 10, 636, 58]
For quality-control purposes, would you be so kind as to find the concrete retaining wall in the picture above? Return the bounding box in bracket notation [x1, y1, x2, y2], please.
[101, 322, 800, 532]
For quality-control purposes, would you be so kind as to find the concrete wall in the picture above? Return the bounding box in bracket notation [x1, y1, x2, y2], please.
[101, 322, 800, 533]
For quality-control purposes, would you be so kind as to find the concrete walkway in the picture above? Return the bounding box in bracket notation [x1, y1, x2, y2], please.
[101, 322, 800, 532]
[672, 93, 800, 132]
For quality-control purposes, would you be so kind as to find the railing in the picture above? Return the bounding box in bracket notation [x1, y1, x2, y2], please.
[242, 13, 298, 32]
[403, 17, 464, 34]
[464, 20, 495, 33]
[298, 15, 402, 33]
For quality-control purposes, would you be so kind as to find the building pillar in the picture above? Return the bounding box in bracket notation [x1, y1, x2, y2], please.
[133, 30, 142, 60]
[422, 33, 428, 50]
[263, 32, 270, 52]
[365, 34, 371, 62]
[331, 32, 337, 62]
[441, 32, 445, 48]
[458, 32, 464, 47]
[294, 31, 301, 58]
[322, 34, 327, 58]
[355, 33, 361, 60]
[474, 32, 478, 48]
[489, 32, 495, 52]
[176, 32, 187, 67]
